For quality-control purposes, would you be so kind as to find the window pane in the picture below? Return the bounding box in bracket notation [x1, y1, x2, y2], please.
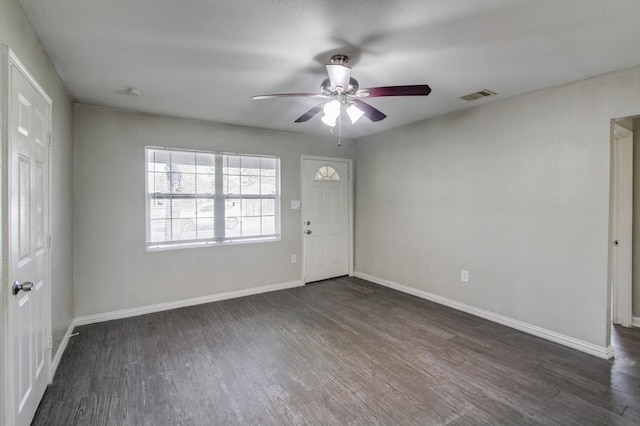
[225, 198, 241, 216]
[261, 157, 276, 176]
[242, 199, 261, 217]
[196, 174, 215, 194]
[315, 165, 340, 181]
[225, 216, 240, 231]
[172, 198, 196, 219]
[179, 172, 196, 194]
[224, 155, 241, 175]
[261, 216, 275, 235]
[261, 199, 275, 215]
[171, 151, 196, 172]
[197, 199, 215, 217]
[150, 219, 171, 242]
[261, 176, 276, 195]
[224, 197, 241, 238]
[172, 219, 195, 240]
[225, 175, 241, 194]
[225, 216, 241, 238]
[240, 176, 260, 195]
[241, 156, 261, 176]
[241, 217, 261, 236]
[166, 151, 193, 193]
[148, 171, 169, 194]
[195, 152, 215, 174]
[196, 217, 214, 238]
[149, 199, 169, 220]
[148, 149, 170, 172]
[147, 147, 280, 248]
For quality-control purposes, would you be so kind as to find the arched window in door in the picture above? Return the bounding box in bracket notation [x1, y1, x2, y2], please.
[314, 165, 340, 181]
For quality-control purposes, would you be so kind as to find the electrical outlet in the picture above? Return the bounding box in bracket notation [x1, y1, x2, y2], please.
[461, 270, 469, 283]
[291, 255, 297, 263]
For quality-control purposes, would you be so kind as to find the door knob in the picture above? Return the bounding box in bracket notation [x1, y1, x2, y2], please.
[13, 281, 34, 295]
[305, 230, 312, 235]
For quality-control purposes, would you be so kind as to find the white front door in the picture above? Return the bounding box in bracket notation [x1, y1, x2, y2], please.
[302, 157, 351, 283]
[6, 50, 52, 426]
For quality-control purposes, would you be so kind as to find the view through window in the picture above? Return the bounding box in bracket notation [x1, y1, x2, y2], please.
[146, 147, 280, 250]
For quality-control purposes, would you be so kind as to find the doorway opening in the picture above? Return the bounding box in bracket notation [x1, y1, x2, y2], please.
[610, 117, 639, 332]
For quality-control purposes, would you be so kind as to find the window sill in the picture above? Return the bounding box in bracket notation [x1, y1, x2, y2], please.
[146, 235, 281, 252]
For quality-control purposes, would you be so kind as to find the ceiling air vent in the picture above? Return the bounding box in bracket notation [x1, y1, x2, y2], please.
[459, 89, 496, 101]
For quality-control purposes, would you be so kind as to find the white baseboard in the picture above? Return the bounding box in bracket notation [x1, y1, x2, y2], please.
[74, 280, 304, 326]
[353, 271, 612, 360]
[633, 316, 640, 328]
[50, 321, 76, 381]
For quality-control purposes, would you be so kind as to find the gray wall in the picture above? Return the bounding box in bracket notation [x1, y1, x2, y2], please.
[73, 105, 355, 317]
[1, 0, 75, 421]
[354, 66, 640, 349]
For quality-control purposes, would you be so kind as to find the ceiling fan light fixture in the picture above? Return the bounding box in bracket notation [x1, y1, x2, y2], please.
[323, 99, 340, 116]
[321, 114, 338, 127]
[346, 103, 364, 124]
[252, 53, 432, 127]
[321, 100, 341, 127]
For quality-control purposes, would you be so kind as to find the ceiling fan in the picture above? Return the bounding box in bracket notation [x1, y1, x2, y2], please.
[252, 54, 431, 127]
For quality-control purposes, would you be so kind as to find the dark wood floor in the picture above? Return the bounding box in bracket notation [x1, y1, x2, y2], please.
[33, 277, 640, 425]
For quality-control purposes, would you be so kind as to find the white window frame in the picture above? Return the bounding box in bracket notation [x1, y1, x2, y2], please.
[145, 146, 281, 251]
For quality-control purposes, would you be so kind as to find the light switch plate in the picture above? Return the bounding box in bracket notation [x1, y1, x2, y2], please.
[291, 200, 301, 209]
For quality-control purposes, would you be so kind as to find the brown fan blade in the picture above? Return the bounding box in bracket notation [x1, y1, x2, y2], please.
[356, 85, 431, 98]
[252, 93, 328, 100]
[294, 103, 326, 123]
[351, 99, 387, 122]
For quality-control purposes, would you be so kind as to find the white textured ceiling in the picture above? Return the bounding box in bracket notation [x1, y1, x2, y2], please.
[17, 0, 640, 139]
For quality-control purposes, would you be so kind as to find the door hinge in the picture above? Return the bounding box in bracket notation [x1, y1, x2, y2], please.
[48, 133, 52, 146]
[48, 235, 52, 248]
[47, 334, 52, 349]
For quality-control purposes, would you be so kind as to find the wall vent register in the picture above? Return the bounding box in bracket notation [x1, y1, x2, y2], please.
[459, 89, 496, 101]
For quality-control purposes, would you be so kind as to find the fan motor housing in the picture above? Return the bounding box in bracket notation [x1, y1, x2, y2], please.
[321, 77, 359, 96]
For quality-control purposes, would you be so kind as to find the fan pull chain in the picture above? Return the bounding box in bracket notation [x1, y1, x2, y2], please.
[327, 110, 342, 147]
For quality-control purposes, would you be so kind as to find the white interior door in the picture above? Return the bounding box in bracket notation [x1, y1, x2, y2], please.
[302, 157, 351, 283]
[610, 120, 633, 328]
[6, 49, 52, 426]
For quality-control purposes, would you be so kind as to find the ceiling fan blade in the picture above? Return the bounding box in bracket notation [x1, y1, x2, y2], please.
[356, 84, 431, 98]
[351, 99, 387, 122]
[252, 93, 328, 100]
[294, 103, 326, 123]
[326, 64, 351, 91]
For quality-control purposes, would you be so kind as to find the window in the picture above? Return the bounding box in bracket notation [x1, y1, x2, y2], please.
[314, 165, 340, 181]
[146, 147, 280, 250]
